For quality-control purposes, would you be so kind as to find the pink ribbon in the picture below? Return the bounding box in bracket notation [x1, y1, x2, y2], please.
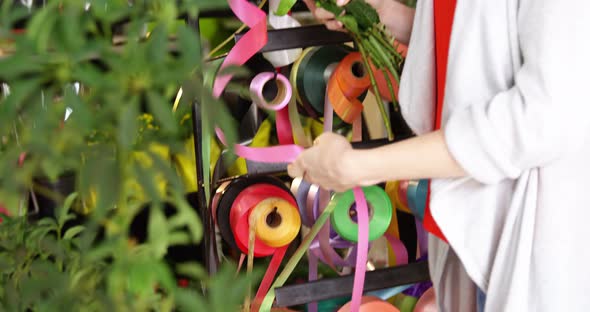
[319, 89, 369, 312]
[249, 72, 292, 111]
[212, 0, 267, 98]
[215, 127, 303, 162]
[384, 233, 409, 265]
[276, 107, 294, 145]
[350, 187, 370, 312]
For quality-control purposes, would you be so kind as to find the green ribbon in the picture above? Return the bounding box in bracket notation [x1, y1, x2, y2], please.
[201, 104, 211, 206]
[275, 0, 298, 16]
[259, 192, 338, 311]
[202, 59, 224, 204]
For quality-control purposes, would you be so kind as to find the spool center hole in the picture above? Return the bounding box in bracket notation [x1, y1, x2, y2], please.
[351, 62, 365, 78]
[262, 79, 280, 102]
[348, 203, 374, 223]
[266, 207, 282, 228]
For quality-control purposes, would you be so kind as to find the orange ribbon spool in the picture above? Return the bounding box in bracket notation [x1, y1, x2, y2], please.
[327, 52, 371, 124]
[338, 296, 401, 312]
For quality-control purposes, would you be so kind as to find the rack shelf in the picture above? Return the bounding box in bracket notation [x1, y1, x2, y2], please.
[274, 261, 430, 307]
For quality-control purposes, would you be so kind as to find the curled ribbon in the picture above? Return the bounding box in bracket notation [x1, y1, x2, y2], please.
[250, 72, 292, 111]
[327, 52, 370, 124]
[249, 71, 294, 145]
[212, 0, 267, 98]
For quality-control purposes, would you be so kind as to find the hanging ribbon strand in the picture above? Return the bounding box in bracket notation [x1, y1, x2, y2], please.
[213, 0, 267, 98]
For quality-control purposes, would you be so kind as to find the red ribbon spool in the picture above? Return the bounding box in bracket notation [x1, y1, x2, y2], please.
[229, 183, 300, 257]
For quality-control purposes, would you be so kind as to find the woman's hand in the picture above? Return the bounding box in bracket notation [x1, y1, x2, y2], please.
[288, 130, 468, 192]
[302, 0, 346, 31]
[302, 0, 387, 32]
[303, 0, 415, 45]
[287, 133, 367, 192]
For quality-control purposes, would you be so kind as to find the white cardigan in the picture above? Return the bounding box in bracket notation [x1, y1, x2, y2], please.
[399, 0, 590, 311]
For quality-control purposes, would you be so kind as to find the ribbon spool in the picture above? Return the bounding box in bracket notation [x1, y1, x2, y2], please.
[250, 72, 292, 111]
[338, 296, 401, 312]
[385, 181, 412, 215]
[290, 45, 359, 121]
[291, 177, 358, 268]
[331, 186, 393, 243]
[212, 175, 297, 253]
[221, 54, 276, 125]
[327, 52, 371, 124]
[262, 0, 303, 67]
[413, 288, 437, 312]
[406, 179, 428, 220]
[228, 177, 301, 257]
[290, 177, 318, 227]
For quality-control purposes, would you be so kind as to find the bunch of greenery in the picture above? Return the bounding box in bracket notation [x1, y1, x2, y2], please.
[0, 0, 251, 310]
[315, 0, 405, 140]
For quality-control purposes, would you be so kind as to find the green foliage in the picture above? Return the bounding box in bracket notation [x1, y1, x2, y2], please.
[0, 0, 249, 311]
[0, 198, 258, 311]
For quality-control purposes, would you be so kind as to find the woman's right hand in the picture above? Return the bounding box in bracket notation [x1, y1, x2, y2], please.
[302, 0, 415, 45]
[302, 0, 344, 31]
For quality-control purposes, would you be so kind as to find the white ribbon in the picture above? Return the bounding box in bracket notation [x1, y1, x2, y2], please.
[262, 0, 303, 67]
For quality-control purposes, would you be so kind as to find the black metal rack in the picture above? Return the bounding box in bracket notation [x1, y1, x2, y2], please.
[190, 4, 429, 308]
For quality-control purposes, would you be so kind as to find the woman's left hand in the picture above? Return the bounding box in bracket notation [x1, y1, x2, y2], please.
[287, 132, 359, 192]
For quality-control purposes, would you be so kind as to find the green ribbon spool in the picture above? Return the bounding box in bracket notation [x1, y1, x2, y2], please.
[305, 296, 351, 312]
[295, 45, 366, 126]
[330, 186, 393, 242]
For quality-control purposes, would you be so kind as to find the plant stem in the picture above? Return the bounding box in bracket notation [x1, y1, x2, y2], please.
[373, 26, 403, 64]
[368, 35, 401, 83]
[382, 69, 400, 112]
[356, 37, 394, 140]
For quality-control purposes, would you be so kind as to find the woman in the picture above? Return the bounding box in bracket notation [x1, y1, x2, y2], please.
[291, 0, 590, 311]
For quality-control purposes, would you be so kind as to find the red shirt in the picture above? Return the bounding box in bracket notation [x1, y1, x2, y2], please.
[422, 0, 457, 242]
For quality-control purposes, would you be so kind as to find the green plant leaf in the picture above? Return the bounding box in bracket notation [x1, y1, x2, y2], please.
[171, 195, 202, 244]
[176, 25, 201, 71]
[167, 231, 191, 246]
[148, 204, 168, 259]
[209, 263, 263, 312]
[147, 91, 178, 134]
[57, 192, 79, 227]
[175, 288, 210, 312]
[37, 218, 58, 229]
[63, 225, 85, 241]
[118, 96, 140, 150]
[175, 262, 207, 281]
[146, 25, 168, 65]
[0, 253, 15, 274]
[85, 238, 117, 262]
[0, 54, 43, 81]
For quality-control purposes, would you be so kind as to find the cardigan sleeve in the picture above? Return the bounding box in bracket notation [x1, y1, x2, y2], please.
[443, 0, 590, 184]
